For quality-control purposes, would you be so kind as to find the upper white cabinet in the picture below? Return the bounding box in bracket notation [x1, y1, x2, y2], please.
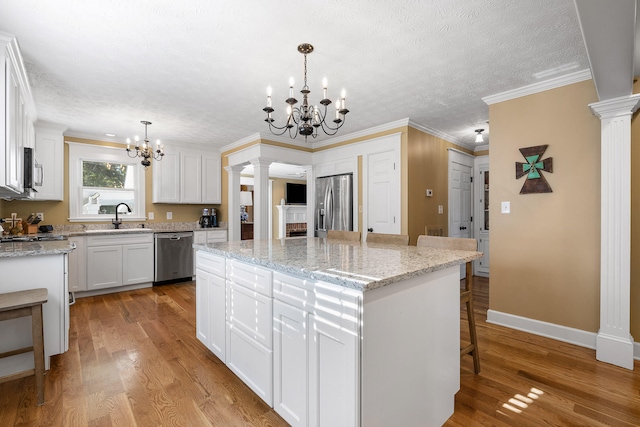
[153, 146, 221, 204]
[0, 32, 36, 196]
[33, 122, 66, 201]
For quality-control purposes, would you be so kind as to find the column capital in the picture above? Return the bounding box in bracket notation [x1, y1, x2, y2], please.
[589, 94, 640, 119]
[224, 164, 245, 174]
[250, 158, 273, 169]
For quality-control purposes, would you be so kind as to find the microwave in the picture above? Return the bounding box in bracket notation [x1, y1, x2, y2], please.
[23, 147, 42, 191]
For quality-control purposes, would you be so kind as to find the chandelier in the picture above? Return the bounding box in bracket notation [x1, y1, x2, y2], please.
[263, 43, 350, 141]
[126, 120, 164, 168]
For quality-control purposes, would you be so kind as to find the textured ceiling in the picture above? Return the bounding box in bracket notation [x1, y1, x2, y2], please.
[0, 0, 589, 150]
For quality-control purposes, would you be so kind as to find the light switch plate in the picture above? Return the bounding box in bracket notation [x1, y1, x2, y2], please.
[501, 201, 510, 214]
[426, 189, 433, 197]
[166, 212, 172, 220]
[148, 212, 154, 220]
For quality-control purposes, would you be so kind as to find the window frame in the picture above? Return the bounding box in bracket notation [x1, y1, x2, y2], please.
[67, 141, 146, 222]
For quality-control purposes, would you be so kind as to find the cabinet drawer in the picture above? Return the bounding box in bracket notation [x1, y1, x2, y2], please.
[312, 281, 361, 333]
[196, 251, 226, 278]
[226, 259, 272, 297]
[86, 233, 153, 246]
[207, 229, 227, 242]
[193, 231, 207, 245]
[273, 271, 313, 311]
[227, 282, 272, 348]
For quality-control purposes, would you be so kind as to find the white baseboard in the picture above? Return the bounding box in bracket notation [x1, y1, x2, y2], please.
[486, 310, 640, 361]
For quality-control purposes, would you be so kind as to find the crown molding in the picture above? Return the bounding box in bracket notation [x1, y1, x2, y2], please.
[482, 69, 592, 105]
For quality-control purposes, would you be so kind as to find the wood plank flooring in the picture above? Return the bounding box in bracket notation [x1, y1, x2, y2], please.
[0, 278, 639, 426]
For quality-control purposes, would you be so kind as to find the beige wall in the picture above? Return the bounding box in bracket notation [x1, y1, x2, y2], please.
[489, 80, 602, 333]
[0, 137, 221, 225]
[405, 127, 473, 245]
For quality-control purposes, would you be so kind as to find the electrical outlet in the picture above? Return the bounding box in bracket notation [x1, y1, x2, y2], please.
[148, 212, 154, 220]
[166, 212, 172, 220]
[36, 212, 44, 222]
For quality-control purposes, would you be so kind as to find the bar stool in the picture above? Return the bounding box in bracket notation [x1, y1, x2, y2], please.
[417, 235, 481, 373]
[0, 288, 48, 405]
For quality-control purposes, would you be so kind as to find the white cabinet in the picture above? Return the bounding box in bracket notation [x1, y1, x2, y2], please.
[474, 158, 490, 277]
[195, 251, 226, 362]
[86, 233, 153, 291]
[68, 236, 87, 292]
[153, 147, 221, 204]
[273, 271, 360, 427]
[0, 33, 36, 197]
[33, 122, 66, 201]
[273, 300, 308, 427]
[225, 259, 273, 405]
[308, 315, 358, 427]
[193, 229, 227, 273]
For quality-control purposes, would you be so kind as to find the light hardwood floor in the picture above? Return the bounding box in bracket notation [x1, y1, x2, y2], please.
[1, 278, 639, 426]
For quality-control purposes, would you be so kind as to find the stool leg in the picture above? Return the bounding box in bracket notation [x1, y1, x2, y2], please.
[31, 304, 45, 406]
[465, 262, 480, 374]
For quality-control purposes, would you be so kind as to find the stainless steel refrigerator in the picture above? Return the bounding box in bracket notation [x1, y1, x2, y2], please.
[315, 173, 353, 238]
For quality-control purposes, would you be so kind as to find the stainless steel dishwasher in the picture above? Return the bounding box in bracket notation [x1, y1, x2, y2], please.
[154, 231, 194, 285]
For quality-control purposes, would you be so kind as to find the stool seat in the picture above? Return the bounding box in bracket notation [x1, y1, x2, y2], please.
[0, 288, 48, 406]
[0, 288, 48, 312]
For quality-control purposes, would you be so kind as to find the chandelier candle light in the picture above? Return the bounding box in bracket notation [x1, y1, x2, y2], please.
[126, 120, 165, 168]
[263, 43, 349, 141]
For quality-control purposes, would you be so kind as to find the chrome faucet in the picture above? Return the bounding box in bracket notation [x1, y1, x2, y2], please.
[112, 203, 131, 229]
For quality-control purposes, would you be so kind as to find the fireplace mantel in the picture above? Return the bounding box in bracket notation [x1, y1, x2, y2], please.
[276, 205, 307, 238]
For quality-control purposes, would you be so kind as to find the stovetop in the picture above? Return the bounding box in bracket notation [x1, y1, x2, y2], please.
[0, 234, 67, 243]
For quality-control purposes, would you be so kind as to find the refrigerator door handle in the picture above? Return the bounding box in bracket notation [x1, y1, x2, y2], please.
[325, 185, 334, 230]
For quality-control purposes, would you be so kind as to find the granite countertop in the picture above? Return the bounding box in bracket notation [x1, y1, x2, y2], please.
[0, 240, 76, 258]
[194, 237, 482, 291]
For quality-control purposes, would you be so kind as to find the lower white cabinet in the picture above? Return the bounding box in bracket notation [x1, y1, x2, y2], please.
[195, 251, 361, 426]
[273, 271, 360, 427]
[86, 233, 153, 291]
[195, 259, 226, 361]
[308, 314, 358, 427]
[273, 300, 308, 427]
[193, 229, 227, 275]
[68, 236, 86, 292]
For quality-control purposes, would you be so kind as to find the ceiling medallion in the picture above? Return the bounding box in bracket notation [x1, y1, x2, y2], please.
[263, 43, 350, 141]
[125, 121, 165, 168]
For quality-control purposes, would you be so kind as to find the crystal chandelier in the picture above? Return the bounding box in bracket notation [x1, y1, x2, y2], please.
[126, 120, 164, 168]
[263, 43, 350, 141]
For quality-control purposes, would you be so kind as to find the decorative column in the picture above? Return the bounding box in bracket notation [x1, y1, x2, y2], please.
[305, 164, 314, 237]
[251, 158, 272, 240]
[589, 94, 640, 370]
[225, 164, 244, 241]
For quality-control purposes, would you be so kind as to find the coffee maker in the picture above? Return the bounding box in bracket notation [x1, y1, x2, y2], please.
[210, 208, 218, 227]
[199, 208, 212, 228]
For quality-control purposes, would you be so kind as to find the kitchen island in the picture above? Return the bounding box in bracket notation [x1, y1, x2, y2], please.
[194, 237, 482, 427]
[0, 240, 74, 379]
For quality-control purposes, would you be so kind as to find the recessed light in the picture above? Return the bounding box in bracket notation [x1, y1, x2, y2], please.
[104, 133, 116, 137]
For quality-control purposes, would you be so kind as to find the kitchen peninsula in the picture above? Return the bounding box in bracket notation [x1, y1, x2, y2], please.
[194, 237, 481, 427]
[0, 240, 75, 380]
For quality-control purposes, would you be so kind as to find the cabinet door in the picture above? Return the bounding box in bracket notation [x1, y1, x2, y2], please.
[68, 237, 87, 292]
[87, 245, 123, 290]
[226, 281, 273, 406]
[477, 235, 490, 276]
[33, 124, 64, 200]
[195, 268, 211, 349]
[273, 300, 308, 427]
[152, 151, 180, 203]
[180, 152, 202, 203]
[122, 243, 154, 285]
[308, 315, 358, 427]
[202, 152, 221, 204]
[3, 58, 22, 192]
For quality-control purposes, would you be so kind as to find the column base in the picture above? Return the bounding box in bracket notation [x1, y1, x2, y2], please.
[596, 332, 634, 370]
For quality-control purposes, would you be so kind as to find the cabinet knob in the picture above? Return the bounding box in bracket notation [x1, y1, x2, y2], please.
[367, 228, 373, 232]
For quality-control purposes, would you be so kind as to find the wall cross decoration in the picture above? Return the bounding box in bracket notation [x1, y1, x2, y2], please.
[515, 145, 553, 194]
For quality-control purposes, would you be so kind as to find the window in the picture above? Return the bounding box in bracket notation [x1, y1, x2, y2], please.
[68, 142, 146, 222]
